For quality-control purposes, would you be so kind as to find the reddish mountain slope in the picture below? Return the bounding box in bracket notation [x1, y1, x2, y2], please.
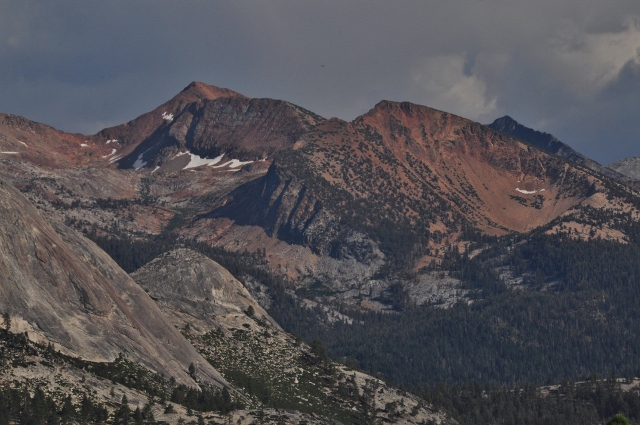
[1, 82, 637, 282]
[0, 113, 102, 168]
[208, 100, 630, 275]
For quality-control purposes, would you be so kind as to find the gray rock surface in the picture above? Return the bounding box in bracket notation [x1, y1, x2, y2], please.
[131, 248, 280, 332]
[608, 157, 640, 181]
[0, 178, 227, 387]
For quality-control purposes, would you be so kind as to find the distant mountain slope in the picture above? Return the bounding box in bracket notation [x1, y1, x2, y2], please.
[0, 113, 105, 168]
[608, 157, 640, 181]
[0, 81, 322, 172]
[488, 116, 627, 183]
[0, 178, 227, 388]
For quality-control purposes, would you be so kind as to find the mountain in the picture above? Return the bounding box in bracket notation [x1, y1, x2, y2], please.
[488, 115, 629, 183]
[3, 84, 639, 311]
[94, 81, 323, 172]
[0, 179, 455, 423]
[202, 100, 637, 291]
[608, 157, 640, 181]
[0, 177, 227, 388]
[2, 81, 640, 399]
[0, 81, 321, 173]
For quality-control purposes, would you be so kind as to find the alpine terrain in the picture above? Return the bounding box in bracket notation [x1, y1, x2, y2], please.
[1, 81, 640, 424]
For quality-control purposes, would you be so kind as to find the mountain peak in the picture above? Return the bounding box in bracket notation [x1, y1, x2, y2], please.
[608, 157, 640, 181]
[178, 81, 248, 102]
[490, 115, 519, 131]
[488, 115, 568, 153]
[362, 100, 452, 123]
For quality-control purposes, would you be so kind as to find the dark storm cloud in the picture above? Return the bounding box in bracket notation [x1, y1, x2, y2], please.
[0, 1, 639, 163]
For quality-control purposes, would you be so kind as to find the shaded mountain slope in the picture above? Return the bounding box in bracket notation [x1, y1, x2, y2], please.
[0, 178, 227, 388]
[488, 115, 628, 183]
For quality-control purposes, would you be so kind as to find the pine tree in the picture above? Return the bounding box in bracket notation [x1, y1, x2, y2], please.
[2, 312, 9, 331]
[607, 414, 631, 425]
[113, 394, 131, 425]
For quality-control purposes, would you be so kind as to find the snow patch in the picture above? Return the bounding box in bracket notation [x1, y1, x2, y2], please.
[133, 156, 146, 169]
[184, 152, 225, 169]
[515, 188, 546, 194]
[172, 151, 254, 170]
[106, 139, 118, 144]
[162, 112, 174, 121]
[133, 149, 150, 169]
[102, 148, 117, 158]
[80, 143, 88, 147]
[151, 166, 160, 174]
[109, 155, 122, 164]
[18, 141, 27, 147]
[0, 152, 19, 154]
[211, 158, 253, 169]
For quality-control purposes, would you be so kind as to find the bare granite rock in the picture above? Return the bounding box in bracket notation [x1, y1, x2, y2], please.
[131, 248, 280, 333]
[0, 178, 227, 388]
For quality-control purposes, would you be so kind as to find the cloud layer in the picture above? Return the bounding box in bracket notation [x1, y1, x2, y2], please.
[0, 1, 638, 163]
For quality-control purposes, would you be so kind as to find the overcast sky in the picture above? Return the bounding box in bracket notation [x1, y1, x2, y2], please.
[1, 1, 639, 164]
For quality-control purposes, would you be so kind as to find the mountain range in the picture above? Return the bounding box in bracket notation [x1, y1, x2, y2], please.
[1, 81, 640, 424]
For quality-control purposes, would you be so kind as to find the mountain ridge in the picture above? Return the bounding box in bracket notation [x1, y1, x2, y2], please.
[488, 115, 629, 184]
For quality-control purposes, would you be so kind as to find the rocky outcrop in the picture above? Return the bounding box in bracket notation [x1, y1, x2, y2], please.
[130, 248, 280, 332]
[608, 157, 640, 182]
[211, 164, 342, 255]
[0, 178, 227, 388]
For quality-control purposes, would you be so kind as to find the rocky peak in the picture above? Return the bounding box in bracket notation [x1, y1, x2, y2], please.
[361, 100, 451, 122]
[489, 115, 521, 133]
[178, 81, 248, 102]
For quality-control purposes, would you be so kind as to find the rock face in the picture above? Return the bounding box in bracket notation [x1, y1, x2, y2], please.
[608, 157, 640, 181]
[0, 178, 227, 387]
[131, 248, 280, 332]
[488, 115, 628, 183]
